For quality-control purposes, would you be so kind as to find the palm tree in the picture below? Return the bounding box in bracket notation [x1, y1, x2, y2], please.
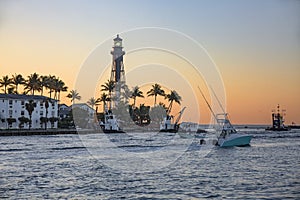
[87, 97, 101, 109]
[7, 87, 15, 94]
[101, 80, 115, 109]
[25, 73, 41, 95]
[51, 78, 68, 101]
[0, 75, 12, 94]
[46, 75, 56, 98]
[42, 98, 50, 130]
[40, 75, 49, 96]
[147, 83, 165, 106]
[25, 100, 37, 129]
[165, 90, 182, 115]
[99, 93, 110, 112]
[67, 90, 81, 104]
[131, 86, 144, 107]
[11, 74, 25, 94]
[56, 79, 68, 101]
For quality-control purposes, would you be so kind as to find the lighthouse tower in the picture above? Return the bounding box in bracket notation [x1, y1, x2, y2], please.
[110, 34, 126, 106]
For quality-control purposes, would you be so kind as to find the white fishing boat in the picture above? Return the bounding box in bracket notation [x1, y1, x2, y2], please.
[215, 113, 252, 147]
[100, 110, 124, 133]
[159, 107, 186, 133]
[198, 86, 252, 147]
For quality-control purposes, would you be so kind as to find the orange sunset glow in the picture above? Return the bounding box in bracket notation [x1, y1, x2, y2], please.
[0, 1, 299, 125]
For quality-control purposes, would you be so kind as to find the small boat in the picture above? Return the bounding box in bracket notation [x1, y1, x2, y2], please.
[288, 122, 300, 129]
[215, 113, 252, 147]
[159, 107, 186, 133]
[100, 110, 125, 133]
[198, 86, 252, 147]
[265, 104, 290, 131]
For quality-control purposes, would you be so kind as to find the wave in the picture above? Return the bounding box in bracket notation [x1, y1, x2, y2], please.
[50, 146, 86, 151]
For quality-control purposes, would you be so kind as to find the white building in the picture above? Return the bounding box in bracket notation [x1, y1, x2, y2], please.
[71, 103, 95, 118]
[0, 94, 58, 129]
[58, 103, 71, 119]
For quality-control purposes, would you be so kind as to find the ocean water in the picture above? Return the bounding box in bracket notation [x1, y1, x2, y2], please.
[0, 129, 299, 199]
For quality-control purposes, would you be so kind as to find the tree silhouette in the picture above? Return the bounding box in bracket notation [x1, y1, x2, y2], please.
[18, 116, 30, 129]
[42, 98, 50, 130]
[0, 75, 12, 94]
[25, 73, 41, 95]
[165, 90, 182, 115]
[67, 90, 81, 104]
[25, 100, 37, 129]
[147, 83, 165, 106]
[99, 93, 110, 112]
[87, 97, 101, 109]
[101, 80, 115, 109]
[12, 74, 25, 94]
[131, 86, 144, 107]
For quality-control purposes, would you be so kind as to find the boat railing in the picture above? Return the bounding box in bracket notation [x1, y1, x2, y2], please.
[215, 113, 237, 134]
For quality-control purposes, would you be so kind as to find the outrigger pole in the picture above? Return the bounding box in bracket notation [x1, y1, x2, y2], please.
[209, 86, 235, 130]
[209, 85, 226, 114]
[197, 86, 217, 121]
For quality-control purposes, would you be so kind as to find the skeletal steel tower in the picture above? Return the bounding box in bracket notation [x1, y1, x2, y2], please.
[110, 34, 126, 106]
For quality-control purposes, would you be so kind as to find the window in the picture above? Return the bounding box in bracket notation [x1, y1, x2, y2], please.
[9, 100, 13, 104]
[40, 111, 43, 116]
[21, 111, 24, 116]
[40, 101, 43, 107]
[9, 110, 13, 117]
[21, 101, 24, 105]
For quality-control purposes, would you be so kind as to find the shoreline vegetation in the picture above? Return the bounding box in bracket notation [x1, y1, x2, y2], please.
[0, 124, 272, 137]
[1, 73, 184, 131]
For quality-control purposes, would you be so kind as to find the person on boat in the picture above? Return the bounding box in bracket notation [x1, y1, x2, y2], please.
[220, 130, 226, 138]
[200, 139, 206, 145]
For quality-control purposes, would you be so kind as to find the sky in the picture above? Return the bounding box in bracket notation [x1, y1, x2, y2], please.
[0, 0, 299, 124]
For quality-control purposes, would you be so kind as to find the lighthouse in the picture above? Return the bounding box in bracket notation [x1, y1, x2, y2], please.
[110, 34, 126, 106]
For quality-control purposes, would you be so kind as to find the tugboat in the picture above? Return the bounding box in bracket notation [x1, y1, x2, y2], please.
[100, 110, 125, 133]
[159, 107, 186, 133]
[266, 104, 290, 131]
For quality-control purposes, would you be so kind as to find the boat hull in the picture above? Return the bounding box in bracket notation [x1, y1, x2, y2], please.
[102, 129, 125, 133]
[265, 127, 290, 131]
[218, 134, 252, 147]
